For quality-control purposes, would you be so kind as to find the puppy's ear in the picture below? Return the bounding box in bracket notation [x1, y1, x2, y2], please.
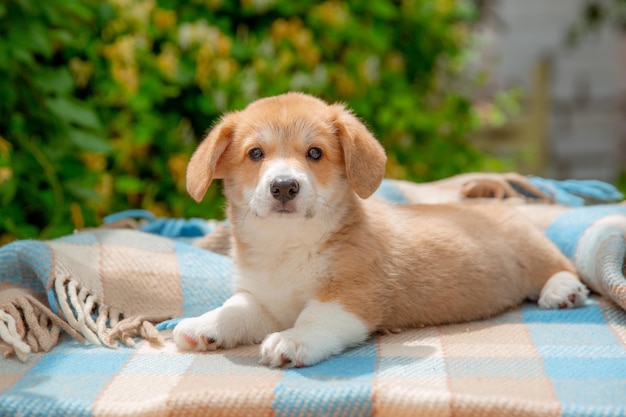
[186, 112, 238, 202]
[332, 105, 387, 198]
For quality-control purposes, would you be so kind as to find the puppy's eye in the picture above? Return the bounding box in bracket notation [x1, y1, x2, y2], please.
[248, 147, 264, 161]
[307, 147, 323, 161]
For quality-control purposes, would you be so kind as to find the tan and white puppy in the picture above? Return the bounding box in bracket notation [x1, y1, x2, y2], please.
[173, 92, 588, 367]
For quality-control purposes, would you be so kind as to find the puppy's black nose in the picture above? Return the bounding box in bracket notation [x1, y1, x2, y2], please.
[270, 176, 299, 202]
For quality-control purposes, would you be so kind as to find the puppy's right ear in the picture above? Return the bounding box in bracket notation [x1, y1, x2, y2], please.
[186, 112, 238, 202]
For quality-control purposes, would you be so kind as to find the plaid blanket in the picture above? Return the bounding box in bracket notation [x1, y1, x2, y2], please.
[1, 176, 625, 416]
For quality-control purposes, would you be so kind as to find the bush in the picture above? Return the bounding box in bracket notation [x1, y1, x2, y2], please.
[1, 0, 499, 243]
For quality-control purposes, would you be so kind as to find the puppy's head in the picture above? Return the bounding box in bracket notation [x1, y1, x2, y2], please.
[186, 92, 386, 220]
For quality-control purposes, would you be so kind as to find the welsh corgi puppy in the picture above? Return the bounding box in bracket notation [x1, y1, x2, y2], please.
[173, 92, 588, 367]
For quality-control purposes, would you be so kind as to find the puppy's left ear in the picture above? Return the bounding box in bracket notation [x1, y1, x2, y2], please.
[332, 104, 387, 198]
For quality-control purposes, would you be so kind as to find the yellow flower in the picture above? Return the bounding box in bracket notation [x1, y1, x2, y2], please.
[203, 0, 224, 10]
[96, 174, 114, 206]
[0, 167, 12, 184]
[148, 202, 171, 218]
[334, 71, 356, 97]
[178, 20, 220, 50]
[70, 203, 85, 230]
[359, 55, 380, 85]
[252, 57, 268, 73]
[69, 58, 94, 88]
[153, 8, 177, 32]
[194, 43, 214, 88]
[241, 0, 276, 12]
[0, 135, 12, 158]
[0, 234, 16, 246]
[312, 1, 349, 27]
[216, 35, 232, 57]
[167, 154, 187, 187]
[80, 152, 107, 171]
[385, 51, 405, 74]
[103, 36, 139, 93]
[270, 18, 288, 40]
[109, 0, 131, 7]
[110, 0, 155, 27]
[103, 36, 136, 65]
[385, 154, 408, 179]
[111, 61, 139, 93]
[156, 43, 180, 81]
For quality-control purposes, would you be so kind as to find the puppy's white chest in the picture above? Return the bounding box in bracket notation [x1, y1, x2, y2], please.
[235, 243, 329, 329]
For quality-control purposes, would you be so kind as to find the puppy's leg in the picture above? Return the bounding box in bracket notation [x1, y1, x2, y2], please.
[513, 222, 589, 309]
[538, 271, 589, 309]
[173, 292, 281, 351]
[260, 300, 369, 368]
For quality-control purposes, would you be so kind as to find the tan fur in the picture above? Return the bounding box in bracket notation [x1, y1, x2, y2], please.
[186, 92, 581, 334]
[315, 200, 576, 330]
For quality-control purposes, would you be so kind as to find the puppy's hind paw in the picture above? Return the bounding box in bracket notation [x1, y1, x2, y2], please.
[538, 271, 589, 310]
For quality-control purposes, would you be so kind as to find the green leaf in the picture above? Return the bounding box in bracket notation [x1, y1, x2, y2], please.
[67, 129, 112, 152]
[366, 1, 398, 19]
[34, 68, 74, 95]
[61, 1, 93, 20]
[0, 177, 16, 206]
[0, 41, 9, 70]
[11, 47, 34, 65]
[49, 29, 74, 46]
[27, 22, 54, 57]
[65, 181, 102, 201]
[115, 176, 145, 193]
[45, 97, 102, 130]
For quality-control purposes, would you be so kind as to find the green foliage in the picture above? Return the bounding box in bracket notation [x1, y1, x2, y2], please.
[0, 0, 102, 240]
[1, 0, 500, 243]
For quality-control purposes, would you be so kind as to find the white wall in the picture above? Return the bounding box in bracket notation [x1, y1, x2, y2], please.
[487, 0, 625, 181]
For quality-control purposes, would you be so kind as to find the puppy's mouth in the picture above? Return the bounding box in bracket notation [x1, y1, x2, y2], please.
[271, 202, 298, 215]
[267, 202, 314, 219]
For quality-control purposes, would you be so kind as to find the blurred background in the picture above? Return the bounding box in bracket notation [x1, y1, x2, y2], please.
[1, 0, 624, 243]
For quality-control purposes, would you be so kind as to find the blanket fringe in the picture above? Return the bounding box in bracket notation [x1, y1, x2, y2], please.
[107, 316, 164, 347]
[0, 285, 85, 361]
[55, 274, 103, 347]
[0, 310, 31, 361]
[53, 273, 163, 350]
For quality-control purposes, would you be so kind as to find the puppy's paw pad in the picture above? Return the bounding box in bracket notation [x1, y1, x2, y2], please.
[182, 333, 198, 347]
[539, 271, 589, 310]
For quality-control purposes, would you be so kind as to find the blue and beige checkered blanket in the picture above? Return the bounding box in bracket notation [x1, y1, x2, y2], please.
[1, 177, 625, 416]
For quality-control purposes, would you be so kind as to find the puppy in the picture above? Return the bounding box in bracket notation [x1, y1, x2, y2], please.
[173, 92, 588, 367]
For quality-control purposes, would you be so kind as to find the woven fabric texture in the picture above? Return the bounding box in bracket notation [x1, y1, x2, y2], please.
[1, 176, 625, 416]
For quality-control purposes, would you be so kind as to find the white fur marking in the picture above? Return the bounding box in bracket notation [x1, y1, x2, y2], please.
[248, 160, 316, 219]
[173, 292, 281, 351]
[538, 271, 589, 309]
[259, 300, 370, 367]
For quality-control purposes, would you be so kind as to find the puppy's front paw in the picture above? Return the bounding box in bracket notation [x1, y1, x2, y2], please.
[173, 293, 281, 352]
[539, 271, 589, 309]
[172, 312, 225, 352]
[260, 330, 328, 368]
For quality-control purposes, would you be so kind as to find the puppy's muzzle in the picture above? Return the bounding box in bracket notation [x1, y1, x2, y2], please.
[270, 176, 299, 202]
